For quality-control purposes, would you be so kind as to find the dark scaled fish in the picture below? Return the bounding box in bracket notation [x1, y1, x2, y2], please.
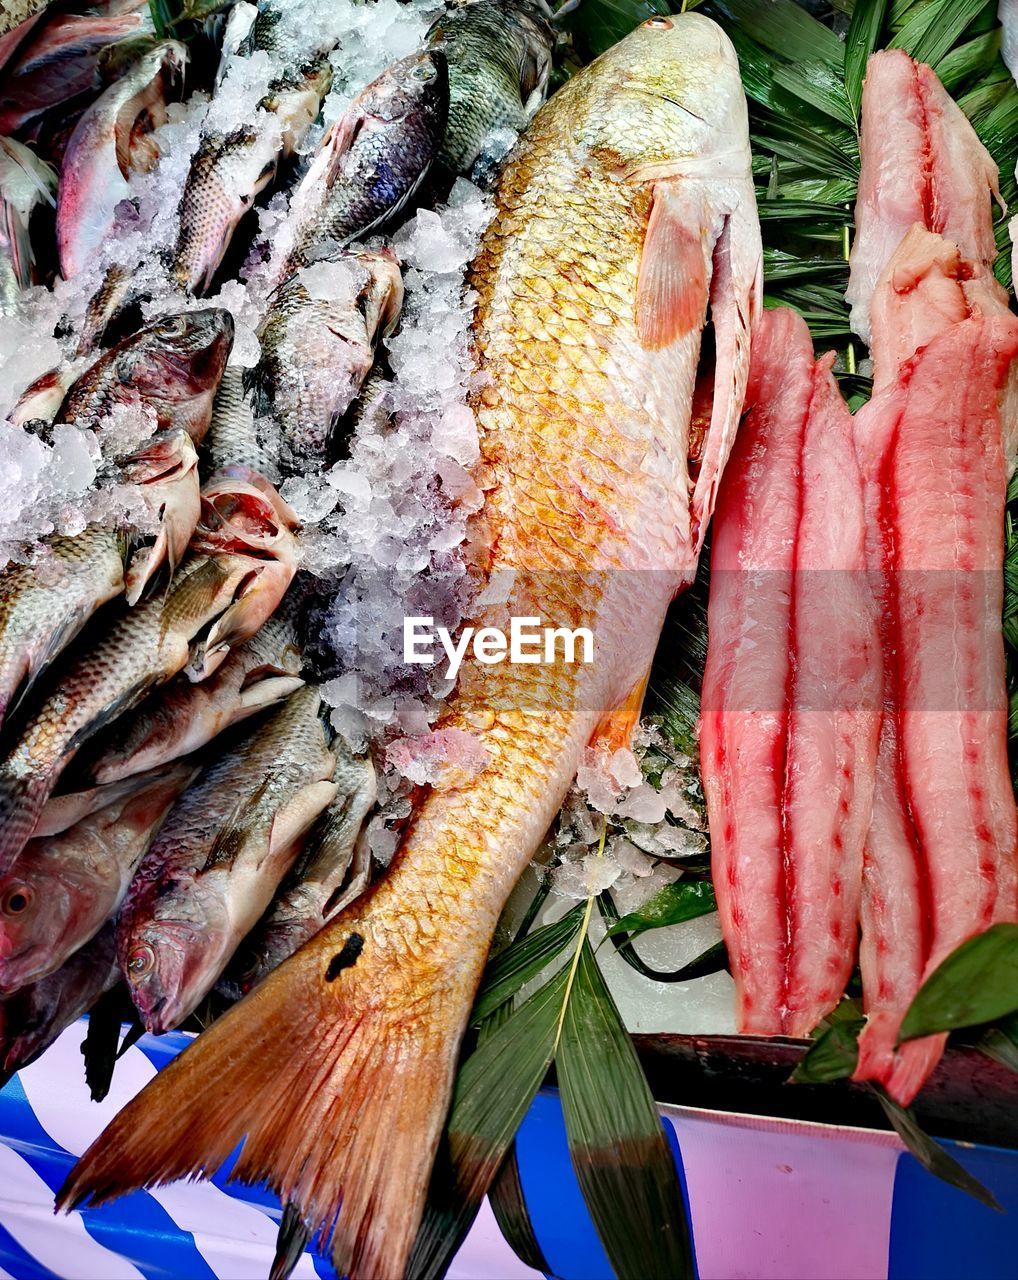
[119, 685, 337, 1034]
[202, 365, 276, 476]
[174, 59, 333, 294]
[56, 308, 234, 447]
[83, 606, 304, 786]
[266, 50, 448, 281]
[227, 741, 375, 995]
[0, 922, 119, 1085]
[0, 470, 299, 872]
[426, 0, 555, 176]
[0, 526, 126, 732]
[0, 763, 193, 992]
[256, 247, 403, 471]
[55, 39, 186, 279]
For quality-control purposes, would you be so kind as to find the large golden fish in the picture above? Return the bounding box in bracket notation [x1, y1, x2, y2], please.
[60, 14, 760, 1278]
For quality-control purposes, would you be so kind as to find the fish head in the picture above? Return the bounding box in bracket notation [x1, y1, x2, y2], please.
[116, 309, 235, 431]
[579, 13, 743, 176]
[187, 471, 299, 676]
[174, 128, 280, 294]
[269, 58, 334, 155]
[352, 48, 448, 138]
[123, 910, 231, 1034]
[0, 845, 117, 992]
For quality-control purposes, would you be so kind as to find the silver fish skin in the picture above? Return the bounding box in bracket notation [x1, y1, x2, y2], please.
[174, 60, 333, 294]
[0, 472, 299, 872]
[0, 763, 194, 992]
[84, 608, 304, 786]
[229, 742, 375, 995]
[55, 40, 186, 279]
[119, 685, 338, 1033]
[203, 366, 277, 477]
[0, 526, 125, 733]
[239, 0, 337, 68]
[76, 263, 133, 357]
[56, 309, 235, 448]
[0, 922, 118, 1085]
[256, 247, 403, 471]
[0, 134, 56, 305]
[266, 50, 448, 282]
[426, 0, 555, 175]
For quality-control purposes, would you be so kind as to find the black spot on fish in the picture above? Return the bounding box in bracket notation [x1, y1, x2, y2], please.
[325, 933, 364, 982]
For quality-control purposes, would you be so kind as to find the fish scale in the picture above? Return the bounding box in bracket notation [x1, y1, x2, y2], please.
[59, 16, 760, 1280]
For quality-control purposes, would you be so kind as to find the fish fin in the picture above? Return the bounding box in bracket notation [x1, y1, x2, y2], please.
[37, 773, 159, 838]
[689, 201, 761, 557]
[636, 182, 709, 350]
[235, 674, 305, 715]
[201, 781, 270, 872]
[59, 906, 475, 1280]
[589, 669, 651, 754]
[265, 779, 338, 865]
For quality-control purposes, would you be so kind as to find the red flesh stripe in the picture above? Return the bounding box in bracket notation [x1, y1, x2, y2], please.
[702, 308, 878, 1035]
[853, 311, 1018, 1103]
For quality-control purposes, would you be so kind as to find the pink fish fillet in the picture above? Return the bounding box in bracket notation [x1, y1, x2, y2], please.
[701, 307, 880, 1036]
[853, 273, 1018, 1103]
[846, 49, 1001, 346]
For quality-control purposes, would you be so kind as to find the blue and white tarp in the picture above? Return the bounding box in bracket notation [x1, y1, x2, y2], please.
[0, 1021, 1016, 1279]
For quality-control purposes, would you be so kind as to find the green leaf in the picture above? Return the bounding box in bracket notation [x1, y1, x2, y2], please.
[791, 1017, 865, 1083]
[471, 904, 586, 1024]
[936, 29, 1002, 94]
[845, 0, 889, 114]
[873, 1088, 1003, 1212]
[607, 879, 716, 939]
[408, 966, 570, 1280]
[751, 112, 860, 178]
[763, 250, 849, 283]
[889, 0, 990, 68]
[565, 0, 666, 57]
[899, 923, 1018, 1041]
[488, 1146, 550, 1274]
[557, 941, 694, 1280]
[771, 59, 857, 127]
[758, 199, 852, 223]
[706, 0, 845, 68]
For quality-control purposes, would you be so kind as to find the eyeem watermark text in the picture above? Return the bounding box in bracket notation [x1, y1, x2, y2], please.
[404, 616, 594, 680]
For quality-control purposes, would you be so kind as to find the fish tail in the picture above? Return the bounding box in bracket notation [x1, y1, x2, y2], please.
[853, 1010, 946, 1106]
[59, 886, 482, 1279]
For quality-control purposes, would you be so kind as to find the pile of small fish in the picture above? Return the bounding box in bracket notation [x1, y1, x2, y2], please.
[0, 0, 560, 1081]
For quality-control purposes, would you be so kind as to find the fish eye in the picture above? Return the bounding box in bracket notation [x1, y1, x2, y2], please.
[127, 944, 156, 978]
[411, 63, 436, 81]
[0, 886, 31, 915]
[644, 15, 673, 28]
[157, 315, 189, 337]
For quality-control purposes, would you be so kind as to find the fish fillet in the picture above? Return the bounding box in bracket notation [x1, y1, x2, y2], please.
[702, 306, 879, 1037]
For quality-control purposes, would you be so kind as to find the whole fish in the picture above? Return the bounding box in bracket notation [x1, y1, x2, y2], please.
[0, 922, 119, 1086]
[57, 308, 234, 446]
[266, 50, 448, 281]
[0, 470, 299, 872]
[119, 686, 337, 1033]
[174, 59, 333, 293]
[0, 764, 193, 992]
[0, 134, 56, 304]
[0, 526, 125, 732]
[203, 365, 276, 476]
[256, 247, 403, 470]
[0, 10, 147, 137]
[60, 17, 761, 1278]
[227, 743, 375, 994]
[426, 0, 554, 175]
[83, 607, 304, 786]
[55, 40, 186, 279]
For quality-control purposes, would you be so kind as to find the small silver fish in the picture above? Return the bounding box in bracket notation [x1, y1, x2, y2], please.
[119, 685, 338, 1033]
